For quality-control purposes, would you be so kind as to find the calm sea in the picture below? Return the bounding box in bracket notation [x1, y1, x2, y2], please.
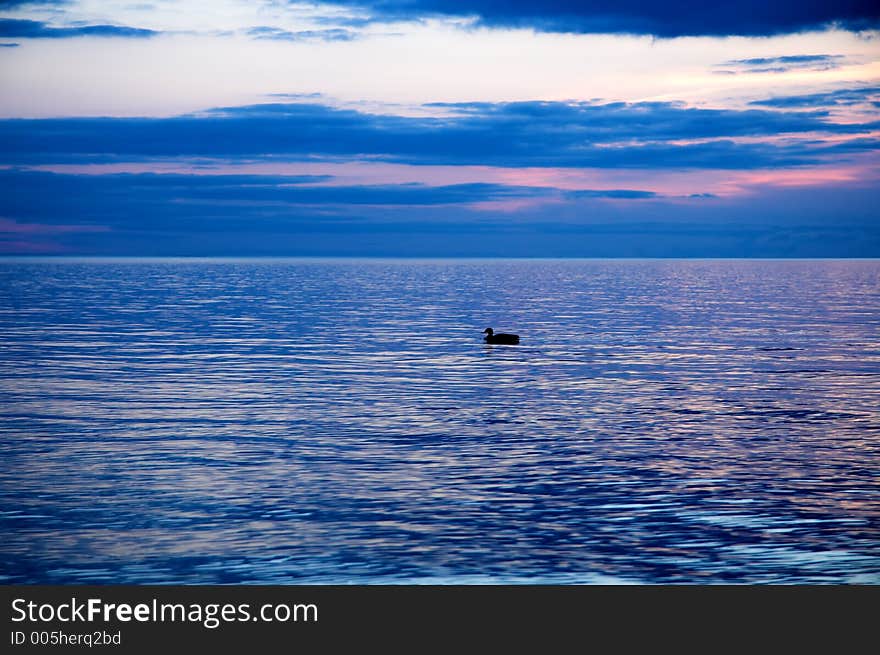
[0, 258, 878, 584]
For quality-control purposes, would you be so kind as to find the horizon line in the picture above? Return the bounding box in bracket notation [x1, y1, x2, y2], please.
[2, 255, 879, 262]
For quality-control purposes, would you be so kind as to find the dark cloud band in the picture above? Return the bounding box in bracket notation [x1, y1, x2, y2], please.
[322, 0, 880, 37]
[0, 18, 158, 39]
[1, 99, 876, 170]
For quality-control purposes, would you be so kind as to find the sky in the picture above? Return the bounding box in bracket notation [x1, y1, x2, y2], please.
[0, 0, 878, 256]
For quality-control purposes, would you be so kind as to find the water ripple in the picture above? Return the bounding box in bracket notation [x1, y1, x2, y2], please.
[0, 259, 878, 583]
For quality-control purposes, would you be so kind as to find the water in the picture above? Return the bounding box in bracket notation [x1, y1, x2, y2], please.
[0, 258, 878, 584]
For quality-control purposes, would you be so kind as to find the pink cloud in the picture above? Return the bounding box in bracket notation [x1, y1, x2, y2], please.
[0, 218, 109, 235]
[0, 219, 109, 254]
[0, 238, 69, 254]
[22, 149, 880, 204]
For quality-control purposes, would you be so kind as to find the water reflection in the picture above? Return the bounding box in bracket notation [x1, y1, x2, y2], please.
[0, 259, 878, 583]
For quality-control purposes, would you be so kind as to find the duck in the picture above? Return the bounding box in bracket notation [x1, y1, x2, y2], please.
[483, 327, 520, 344]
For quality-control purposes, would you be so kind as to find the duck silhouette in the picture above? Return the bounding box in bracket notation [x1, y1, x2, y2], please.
[483, 327, 520, 344]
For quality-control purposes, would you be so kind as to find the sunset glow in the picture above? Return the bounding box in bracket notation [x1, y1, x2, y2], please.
[1, 0, 878, 256]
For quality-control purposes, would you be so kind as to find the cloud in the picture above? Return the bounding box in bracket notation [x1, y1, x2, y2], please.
[246, 26, 356, 42]
[311, 14, 383, 29]
[716, 54, 847, 75]
[732, 55, 841, 66]
[266, 92, 326, 100]
[0, 170, 656, 220]
[0, 169, 876, 257]
[0, 1, 68, 6]
[0, 18, 159, 39]
[0, 216, 106, 234]
[0, 169, 662, 255]
[750, 85, 880, 109]
[0, 41, 18, 46]
[564, 189, 656, 199]
[1, 99, 877, 170]
[318, 1, 880, 37]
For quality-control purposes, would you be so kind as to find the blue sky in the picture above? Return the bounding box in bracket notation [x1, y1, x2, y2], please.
[0, 0, 878, 256]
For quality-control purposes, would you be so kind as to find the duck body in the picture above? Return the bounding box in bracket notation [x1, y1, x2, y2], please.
[483, 327, 520, 344]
